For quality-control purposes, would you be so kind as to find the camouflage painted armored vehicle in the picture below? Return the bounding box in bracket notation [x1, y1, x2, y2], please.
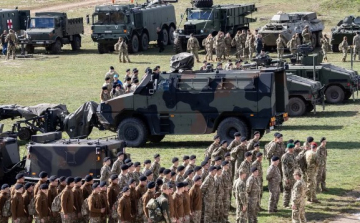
[91, 0, 177, 54]
[97, 53, 289, 147]
[0, 8, 30, 35]
[24, 132, 127, 181]
[22, 12, 84, 54]
[331, 16, 360, 52]
[258, 12, 324, 50]
[173, 2, 257, 53]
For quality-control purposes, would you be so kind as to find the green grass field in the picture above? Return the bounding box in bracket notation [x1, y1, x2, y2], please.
[2, 0, 360, 222]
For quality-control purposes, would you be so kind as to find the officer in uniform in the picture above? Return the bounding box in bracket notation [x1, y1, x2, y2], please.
[23, 183, 34, 223]
[157, 183, 172, 223]
[5, 29, 16, 60]
[72, 177, 83, 222]
[34, 171, 48, 195]
[115, 37, 130, 63]
[302, 25, 312, 45]
[100, 157, 111, 185]
[266, 156, 281, 213]
[187, 33, 200, 63]
[291, 170, 307, 223]
[316, 137, 328, 192]
[281, 144, 297, 208]
[233, 170, 247, 223]
[35, 184, 49, 223]
[118, 186, 132, 223]
[111, 152, 124, 175]
[202, 34, 214, 61]
[238, 151, 253, 182]
[48, 176, 61, 223]
[12, 184, 26, 223]
[60, 177, 75, 223]
[189, 176, 202, 223]
[200, 166, 217, 222]
[231, 137, 248, 179]
[150, 154, 162, 180]
[305, 142, 320, 203]
[0, 184, 10, 223]
[88, 183, 105, 223]
[143, 182, 156, 222]
[251, 152, 264, 211]
[246, 167, 260, 223]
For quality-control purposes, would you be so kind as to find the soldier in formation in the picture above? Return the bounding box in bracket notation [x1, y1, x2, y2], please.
[114, 37, 130, 63]
[215, 32, 225, 61]
[224, 33, 232, 59]
[187, 33, 200, 63]
[202, 34, 214, 61]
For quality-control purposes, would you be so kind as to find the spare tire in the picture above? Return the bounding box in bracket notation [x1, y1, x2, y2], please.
[194, 0, 213, 8]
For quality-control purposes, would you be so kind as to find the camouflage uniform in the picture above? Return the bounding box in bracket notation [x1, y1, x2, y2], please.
[281, 152, 297, 207]
[247, 138, 259, 152]
[291, 179, 307, 223]
[224, 35, 232, 58]
[266, 164, 281, 212]
[100, 165, 111, 185]
[205, 142, 219, 159]
[202, 37, 214, 61]
[231, 33, 243, 59]
[5, 31, 16, 60]
[118, 173, 129, 191]
[214, 174, 225, 223]
[211, 146, 227, 162]
[187, 36, 200, 62]
[246, 175, 260, 223]
[111, 159, 123, 175]
[231, 144, 247, 179]
[353, 34, 360, 60]
[222, 169, 232, 221]
[150, 162, 161, 180]
[287, 37, 298, 55]
[316, 145, 327, 192]
[320, 36, 331, 61]
[267, 142, 285, 187]
[215, 34, 225, 61]
[301, 28, 312, 45]
[246, 34, 255, 59]
[251, 160, 263, 209]
[200, 174, 216, 223]
[115, 39, 130, 63]
[305, 150, 319, 202]
[237, 160, 251, 182]
[233, 178, 247, 223]
[276, 36, 287, 58]
[239, 33, 247, 57]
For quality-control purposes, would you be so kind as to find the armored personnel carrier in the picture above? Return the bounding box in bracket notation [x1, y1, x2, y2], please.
[97, 53, 289, 147]
[258, 12, 324, 50]
[0, 8, 30, 35]
[330, 16, 360, 52]
[173, 1, 257, 53]
[91, 0, 177, 54]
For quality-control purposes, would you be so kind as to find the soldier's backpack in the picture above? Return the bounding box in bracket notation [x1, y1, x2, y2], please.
[2, 198, 11, 217]
[111, 200, 119, 219]
[28, 198, 36, 216]
[81, 198, 89, 216]
[146, 198, 163, 222]
[51, 191, 64, 213]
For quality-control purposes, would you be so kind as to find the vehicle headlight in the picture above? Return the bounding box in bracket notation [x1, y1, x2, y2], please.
[201, 30, 204, 33]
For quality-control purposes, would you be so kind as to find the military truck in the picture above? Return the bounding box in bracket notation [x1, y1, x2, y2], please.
[174, 2, 257, 53]
[22, 12, 84, 54]
[96, 53, 289, 147]
[258, 12, 324, 50]
[286, 53, 359, 104]
[0, 8, 30, 35]
[331, 16, 360, 52]
[24, 132, 127, 180]
[91, 0, 177, 54]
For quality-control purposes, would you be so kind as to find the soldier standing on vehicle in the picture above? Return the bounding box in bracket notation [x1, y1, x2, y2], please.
[302, 25, 312, 45]
[281, 144, 297, 208]
[246, 167, 260, 223]
[100, 157, 111, 185]
[200, 166, 217, 222]
[187, 33, 200, 63]
[287, 35, 298, 55]
[276, 34, 287, 59]
[1, 30, 8, 56]
[305, 142, 320, 203]
[320, 34, 330, 62]
[115, 37, 130, 63]
[233, 169, 247, 223]
[203, 34, 214, 61]
[266, 156, 281, 213]
[224, 32, 232, 59]
[5, 29, 16, 60]
[353, 32, 360, 61]
[316, 137, 328, 192]
[291, 170, 307, 223]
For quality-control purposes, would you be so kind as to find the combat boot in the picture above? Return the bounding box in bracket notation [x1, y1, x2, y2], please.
[321, 182, 328, 192]
[312, 199, 321, 203]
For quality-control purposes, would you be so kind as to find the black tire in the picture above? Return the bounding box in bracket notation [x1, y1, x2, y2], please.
[140, 33, 149, 51]
[128, 34, 139, 53]
[25, 45, 34, 54]
[108, 45, 115, 52]
[306, 104, 314, 113]
[325, 85, 345, 104]
[332, 44, 339, 52]
[97, 43, 109, 54]
[174, 38, 186, 54]
[193, 0, 213, 8]
[18, 127, 33, 141]
[168, 26, 175, 45]
[147, 135, 165, 143]
[162, 28, 169, 46]
[51, 39, 62, 54]
[344, 91, 352, 100]
[217, 117, 249, 144]
[71, 36, 81, 51]
[288, 97, 306, 117]
[117, 118, 148, 147]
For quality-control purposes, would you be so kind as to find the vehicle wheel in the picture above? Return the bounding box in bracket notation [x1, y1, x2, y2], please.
[128, 34, 139, 53]
[168, 26, 175, 45]
[108, 45, 115, 52]
[117, 117, 148, 147]
[162, 28, 169, 46]
[98, 43, 108, 54]
[311, 33, 317, 49]
[217, 117, 249, 144]
[288, 97, 306, 117]
[174, 38, 185, 53]
[332, 44, 339, 52]
[25, 45, 34, 54]
[18, 127, 33, 141]
[147, 135, 165, 143]
[325, 85, 345, 104]
[306, 104, 314, 113]
[51, 39, 62, 54]
[344, 91, 352, 100]
[71, 36, 81, 51]
[140, 33, 149, 51]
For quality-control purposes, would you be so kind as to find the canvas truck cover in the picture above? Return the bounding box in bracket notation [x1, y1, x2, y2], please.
[169, 52, 194, 72]
[0, 104, 69, 120]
